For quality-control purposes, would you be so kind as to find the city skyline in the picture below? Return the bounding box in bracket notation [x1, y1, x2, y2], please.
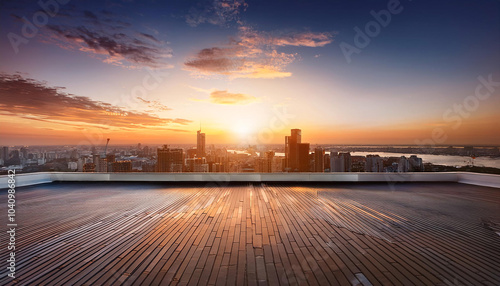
[1, 0, 499, 146]
[0, 127, 456, 174]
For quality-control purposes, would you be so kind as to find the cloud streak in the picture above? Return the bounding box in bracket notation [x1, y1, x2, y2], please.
[0, 74, 190, 130]
[136, 97, 172, 112]
[184, 27, 334, 79]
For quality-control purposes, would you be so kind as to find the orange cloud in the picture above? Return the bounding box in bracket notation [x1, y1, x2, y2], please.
[208, 90, 258, 105]
[0, 74, 191, 131]
[190, 88, 259, 105]
[184, 27, 334, 79]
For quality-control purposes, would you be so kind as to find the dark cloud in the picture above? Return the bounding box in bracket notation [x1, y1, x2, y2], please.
[138, 32, 161, 44]
[0, 74, 190, 130]
[39, 9, 172, 69]
[186, 0, 248, 27]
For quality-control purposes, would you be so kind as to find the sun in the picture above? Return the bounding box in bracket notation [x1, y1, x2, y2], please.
[231, 119, 256, 138]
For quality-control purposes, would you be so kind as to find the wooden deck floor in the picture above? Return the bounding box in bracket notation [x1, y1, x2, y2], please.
[1, 182, 499, 285]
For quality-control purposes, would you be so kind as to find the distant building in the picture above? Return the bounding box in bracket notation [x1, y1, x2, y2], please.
[92, 154, 107, 172]
[97, 158, 108, 172]
[398, 156, 410, 172]
[297, 143, 310, 172]
[83, 163, 96, 172]
[67, 161, 78, 171]
[330, 152, 352, 172]
[285, 129, 310, 172]
[197, 129, 206, 158]
[265, 151, 275, 173]
[314, 147, 325, 172]
[142, 146, 151, 157]
[285, 129, 301, 171]
[351, 156, 366, 172]
[186, 148, 197, 159]
[156, 145, 184, 172]
[20, 147, 28, 159]
[186, 157, 208, 172]
[366, 155, 384, 172]
[142, 162, 156, 172]
[324, 153, 331, 172]
[255, 151, 275, 173]
[106, 154, 116, 163]
[1, 146, 9, 161]
[409, 155, 424, 171]
[112, 161, 132, 172]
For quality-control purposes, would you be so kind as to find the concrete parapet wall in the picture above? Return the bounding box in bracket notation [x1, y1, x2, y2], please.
[0, 172, 498, 189]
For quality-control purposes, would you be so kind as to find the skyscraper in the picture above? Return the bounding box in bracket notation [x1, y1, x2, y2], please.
[156, 145, 184, 172]
[197, 129, 206, 158]
[314, 147, 324, 172]
[297, 143, 310, 172]
[285, 129, 301, 171]
[1, 146, 9, 161]
[285, 129, 311, 172]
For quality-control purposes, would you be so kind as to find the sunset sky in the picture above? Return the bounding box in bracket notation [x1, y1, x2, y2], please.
[0, 0, 499, 146]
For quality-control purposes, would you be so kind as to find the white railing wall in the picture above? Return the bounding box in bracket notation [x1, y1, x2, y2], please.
[1, 172, 499, 189]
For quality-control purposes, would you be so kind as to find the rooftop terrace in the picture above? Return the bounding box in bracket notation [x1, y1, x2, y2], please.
[0, 174, 499, 285]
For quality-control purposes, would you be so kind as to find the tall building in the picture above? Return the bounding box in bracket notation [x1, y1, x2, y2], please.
[97, 158, 108, 172]
[342, 152, 352, 172]
[197, 129, 206, 158]
[366, 155, 384, 172]
[285, 129, 310, 172]
[255, 151, 275, 173]
[142, 146, 151, 157]
[330, 152, 352, 172]
[105, 154, 116, 172]
[398, 156, 410, 172]
[156, 145, 184, 172]
[314, 147, 324, 172]
[1, 146, 9, 161]
[297, 143, 310, 172]
[265, 151, 275, 173]
[409, 155, 424, 171]
[186, 157, 208, 172]
[20, 147, 28, 159]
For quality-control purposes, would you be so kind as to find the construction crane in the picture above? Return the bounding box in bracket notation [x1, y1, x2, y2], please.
[103, 138, 110, 158]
